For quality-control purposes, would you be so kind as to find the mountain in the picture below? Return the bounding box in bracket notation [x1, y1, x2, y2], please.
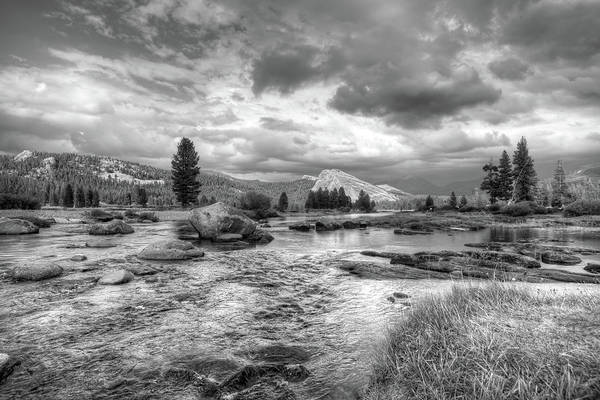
[376, 184, 412, 197]
[311, 169, 412, 202]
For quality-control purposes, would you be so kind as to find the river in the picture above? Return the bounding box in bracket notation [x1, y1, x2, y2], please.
[1, 216, 599, 399]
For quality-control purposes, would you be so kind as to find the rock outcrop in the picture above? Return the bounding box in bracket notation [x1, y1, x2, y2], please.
[138, 240, 204, 260]
[12, 264, 63, 281]
[89, 220, 134, 235]
[289, 223, 311, 232]
[541, 251, 582, 265]
[189, 203, 273, 244]
[0, 218, 39, 235]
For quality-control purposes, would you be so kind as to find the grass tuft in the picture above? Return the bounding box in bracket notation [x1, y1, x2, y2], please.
[365, 284, 600, 400]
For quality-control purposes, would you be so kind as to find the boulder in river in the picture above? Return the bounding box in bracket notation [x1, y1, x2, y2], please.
[315, 221, 343, 231]
[189, 203, 257, 240]
[245, 229, 274, 244]
[541, 251, 582, 265]
[98, 270, 134, 285]
[70, 254, 87, 262]
[289, 223, 311, 232]
[0, 217, 39, 235]
[12, 264, 63, 281]
[138, 240, 204, 260]
[89, 220, 134, 235]
[342, 221, 359, 229]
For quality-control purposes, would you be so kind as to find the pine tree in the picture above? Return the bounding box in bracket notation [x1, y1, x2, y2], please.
[171, 137, 201, 207]
[330, 188, 339, 209]
[338, 187, 349, 208]
[278, 192, 289, 211]
[199, 195, 209, 206]
[449, 191, 457, 208]
[512, 137, 537, 202]
[74, 186, 86, 208]
[459, 195, 468, 208]
[305, 191, 316, 210]
[497, 150, 513, 201]
[481, 161, 500, 203]
[355, 190, 372, 212]
[62, 184, 74, 208]
[136, 186, 148, 207]
[86, 188, 94, 207]
[424, 195, 434, 210]
[92, 190, 100, 207]
[551, 160, 569, 207]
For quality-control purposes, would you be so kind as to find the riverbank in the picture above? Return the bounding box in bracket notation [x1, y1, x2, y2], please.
[364, 284, 600, 400]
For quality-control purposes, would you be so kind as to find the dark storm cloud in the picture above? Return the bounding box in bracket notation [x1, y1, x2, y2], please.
[501, 1, 600, 63]
[251, 45, 344, 95]
[488, 58, 530, 81]
[330, 67, 501, 129]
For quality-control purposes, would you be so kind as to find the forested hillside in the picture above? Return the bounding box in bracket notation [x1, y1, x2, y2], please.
[0, 151, 313, 208]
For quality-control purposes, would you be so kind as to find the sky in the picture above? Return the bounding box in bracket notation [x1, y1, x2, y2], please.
[0, 0, 599, 186]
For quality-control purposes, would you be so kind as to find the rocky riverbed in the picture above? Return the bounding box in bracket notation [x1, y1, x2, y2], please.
[1, 210, 600, 399]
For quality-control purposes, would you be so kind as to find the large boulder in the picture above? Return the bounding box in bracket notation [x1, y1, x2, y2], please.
[12, 264, 63, 281]
[98, 270, 134, 285]
[0, 353, 20, 384]
[89, 220, 134, 235]
[315, 221, 343, 232]
[138, 240, 204, 260]
[190, 203, 257, 240]
[0, 218, 39, 235]
[584, 263, 600, 274]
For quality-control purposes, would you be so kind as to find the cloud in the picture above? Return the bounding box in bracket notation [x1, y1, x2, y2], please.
[488, 58, 530, 81]
[251, 45, 343, 94]
[330, 66, 501, 128]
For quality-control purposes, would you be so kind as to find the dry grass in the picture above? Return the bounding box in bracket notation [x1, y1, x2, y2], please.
[364, 284, 600, 400]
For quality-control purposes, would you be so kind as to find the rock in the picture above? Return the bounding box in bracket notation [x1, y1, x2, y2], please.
[315, 221, 343, 231]
[462, 251, 541, 269]
[393, 292, 410, 299]
[0, 353, 20, 384]
[289, 223, 311, 232]
[0, 217, 39, 235]
[541, 251, 582, 265]
[54, 217, 83, 224]
[359, 221, 368, 229]
[342, 221, 359, 229]
[98, 270, 134, 285]
[12, 264, 63, 281]
[89, 220, 134, 235]
[450, 270, 464, 279]
[85, 239, 117, 248]
[393, 229, 432, 235]
[584, 263, 600, 274]
[245, 229, 274, 244]
[387, 296, 396, 303]
[216, 233, 244, 242]
[390, 254, 420, 266]
[464, 242, 504, 251]
[87, 209, 114, 222]
[189, 202, 257, 240]
[126, 265, 158, 276]
[221, 364, 310, 392]
[138, 240, 204, 260]
[70, 254, 87, 262]
[9, 216, 53, 228]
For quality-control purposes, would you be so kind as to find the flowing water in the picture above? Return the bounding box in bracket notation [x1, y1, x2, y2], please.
[1, 218, 600, 399]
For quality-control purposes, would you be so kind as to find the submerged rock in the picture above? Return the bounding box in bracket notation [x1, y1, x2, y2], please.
[12, 264, 63, 281]
[85, 239, 117, 248]
[189, 202, 257, 240]
[393, 229, 432, 235]
[0, 217, 39, 235]
[0, 353, 20, 384]
[89, 220, 134, 235]
[138, 240, 204, 260]
[541, 251, 582, 265]
[342, 221, 359, 229]
[584, 263, 600, 274]
[220, 364, 310, 392]
[98, 270, 134, 285]
[70, 254, 87, 262]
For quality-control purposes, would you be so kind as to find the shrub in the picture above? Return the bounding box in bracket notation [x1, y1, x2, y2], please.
[0, 193, 41, 210]
[501, 201, 533, 217]
[563, 200, 600, 217]
[240, 191, 271, 211]
[458, 205, 483, 213]
[487, 203, 502, 212]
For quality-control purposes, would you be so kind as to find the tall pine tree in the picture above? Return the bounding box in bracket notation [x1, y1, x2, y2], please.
[481, 161, 500, 203]
[551, 160, 569, 207]
[62, 184, 74, 208]
[512, 137, 537, 202]
[278, 192, 289, 211]
[497, 150, 513, 201]
[171, 138, 201, 207]
[449, 191, 457, 208]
